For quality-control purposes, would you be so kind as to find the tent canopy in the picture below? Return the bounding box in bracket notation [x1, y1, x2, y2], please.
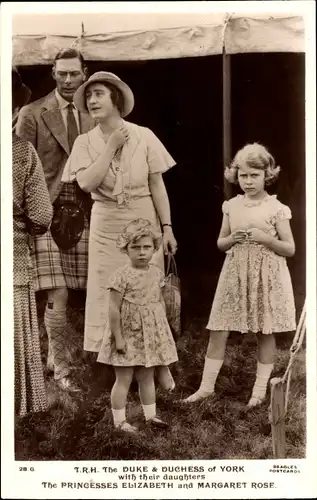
[12, 13, 304, 66]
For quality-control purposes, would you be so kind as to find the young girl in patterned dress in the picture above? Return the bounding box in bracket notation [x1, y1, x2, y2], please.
[97, 219, 178, 432]
[183, 143, 296, 407]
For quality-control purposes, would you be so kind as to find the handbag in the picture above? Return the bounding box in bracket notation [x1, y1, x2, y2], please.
[162, 252, 181, 339]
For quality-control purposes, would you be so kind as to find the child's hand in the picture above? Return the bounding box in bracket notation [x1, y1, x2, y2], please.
[247, 228, 269, 244]
[115, 337, 126, 354]
[231, 229, 248, 243]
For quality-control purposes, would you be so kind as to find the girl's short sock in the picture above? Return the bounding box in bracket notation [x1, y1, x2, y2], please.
[248, 362, 274, 406]
[112, 407, 126, 427]
[142, 403, 156, 421]
[183, 358, 223, 403]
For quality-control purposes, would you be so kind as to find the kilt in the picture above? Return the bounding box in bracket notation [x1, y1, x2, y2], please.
[31, 183, 90, 291]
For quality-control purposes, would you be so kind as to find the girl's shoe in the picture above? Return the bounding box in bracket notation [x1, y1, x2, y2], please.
[247, 396, 265, 408]
[146, 416, 169, 429]
[116, 421, 138, 434]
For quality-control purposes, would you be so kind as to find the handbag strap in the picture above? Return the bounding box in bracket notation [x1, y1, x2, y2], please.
[166, 252, 178, 277]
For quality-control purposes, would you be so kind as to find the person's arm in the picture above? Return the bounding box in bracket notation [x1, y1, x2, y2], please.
[217, 214, 248, 252]
[109, 289, 125, 353]
[16, 106, 37, 147]
[247, 220, 295, 257]
[160, 289, 167, 312]
[148, 173, 177, 255]
[75, 142, 117, 193]
[74, 127, 129, 193]
[217, 215, 234, 252]
[144, 127, 177, 255]
[24, 143, 53, 234]
[157, 269, 167, 311]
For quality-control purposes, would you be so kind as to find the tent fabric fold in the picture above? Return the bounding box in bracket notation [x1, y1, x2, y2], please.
[12, 14, 305, 66]
[225, 15, 304, 54]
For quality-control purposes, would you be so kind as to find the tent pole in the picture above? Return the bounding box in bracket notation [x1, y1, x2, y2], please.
[223, 49, 232, 200]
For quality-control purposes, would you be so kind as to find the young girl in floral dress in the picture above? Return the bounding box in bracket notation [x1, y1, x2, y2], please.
[98, 219, 178, 432]
[184, 143, 296, 407]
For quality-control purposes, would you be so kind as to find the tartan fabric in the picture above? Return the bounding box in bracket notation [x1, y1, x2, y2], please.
[31, 182, 90, 291]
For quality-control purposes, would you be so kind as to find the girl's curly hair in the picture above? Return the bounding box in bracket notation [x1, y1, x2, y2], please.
[224, 143, 281, 186]
[116, 218, 162, 253]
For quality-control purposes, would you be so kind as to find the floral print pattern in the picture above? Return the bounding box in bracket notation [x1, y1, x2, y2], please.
[207, 195, 296, 334]
[97, 263, 178, 366]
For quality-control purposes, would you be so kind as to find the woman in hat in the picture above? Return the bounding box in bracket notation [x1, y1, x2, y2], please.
[62, 71, 178, 389]
[12, 67, 53, 417]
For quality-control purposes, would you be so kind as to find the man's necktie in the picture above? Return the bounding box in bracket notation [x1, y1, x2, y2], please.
[67, 103, 79, 151]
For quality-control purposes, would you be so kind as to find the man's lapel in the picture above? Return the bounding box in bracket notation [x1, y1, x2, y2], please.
[41, 91, 70, 155]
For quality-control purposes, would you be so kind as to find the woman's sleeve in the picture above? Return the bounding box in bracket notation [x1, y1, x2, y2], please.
[145, 128, 176, 174]
[24, 143, 53, 234]
[62, 134, 95, 182]
[108, 268, 126, 294]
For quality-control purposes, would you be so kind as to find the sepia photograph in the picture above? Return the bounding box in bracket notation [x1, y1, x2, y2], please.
[1, 1, 316, 498]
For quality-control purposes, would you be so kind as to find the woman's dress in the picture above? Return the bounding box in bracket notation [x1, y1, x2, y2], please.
[97, 264, 178, 367]
[13, 134, 53, 416]
[62, 122, 176, 351]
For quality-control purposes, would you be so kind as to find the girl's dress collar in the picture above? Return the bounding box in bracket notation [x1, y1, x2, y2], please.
[239, 193, 275, 207]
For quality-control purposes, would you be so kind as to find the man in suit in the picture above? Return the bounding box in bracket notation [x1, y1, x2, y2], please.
[16, 48, 95, 391]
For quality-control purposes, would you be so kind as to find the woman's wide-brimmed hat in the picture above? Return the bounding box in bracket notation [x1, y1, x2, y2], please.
[73, 71, 134, 117]
[12, 66, 32, 109]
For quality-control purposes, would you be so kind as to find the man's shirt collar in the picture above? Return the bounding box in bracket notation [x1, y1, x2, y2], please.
[55, 89, 78, 110]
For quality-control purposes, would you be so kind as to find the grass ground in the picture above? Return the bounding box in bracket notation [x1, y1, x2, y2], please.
[15, 297, 306, 461]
